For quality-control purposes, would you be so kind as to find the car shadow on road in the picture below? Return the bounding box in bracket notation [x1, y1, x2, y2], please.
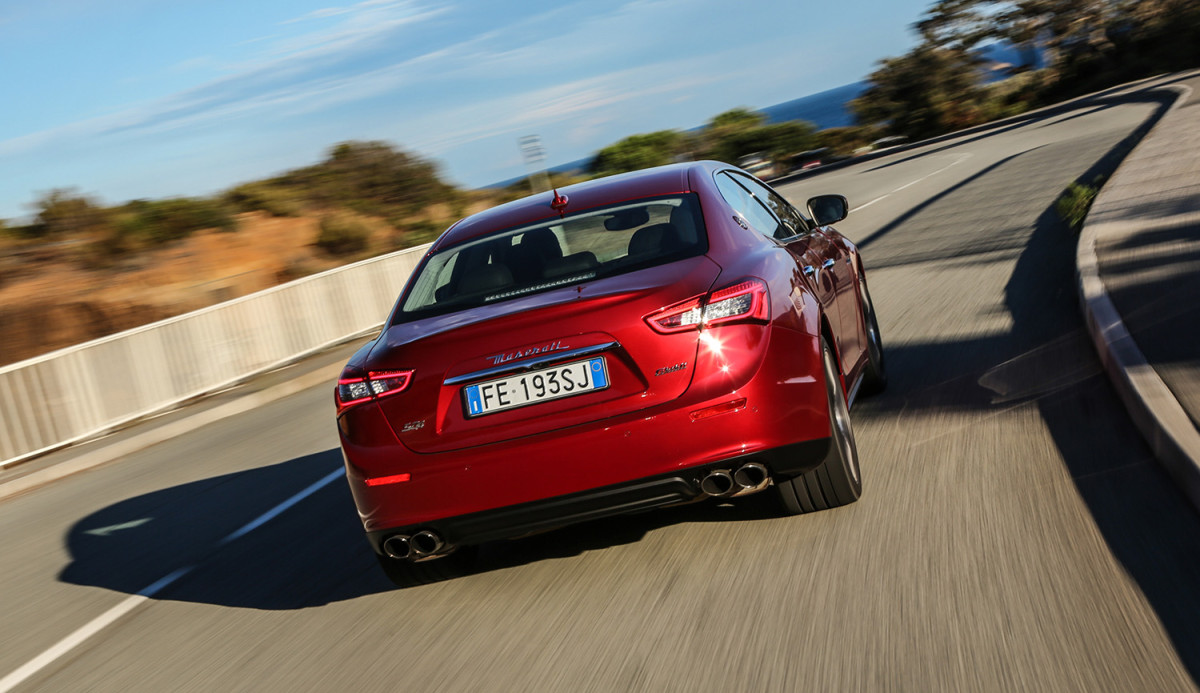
[58, 449, 785, 609]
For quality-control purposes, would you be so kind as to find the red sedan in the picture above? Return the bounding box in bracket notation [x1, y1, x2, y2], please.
[335, 160, 885, 586]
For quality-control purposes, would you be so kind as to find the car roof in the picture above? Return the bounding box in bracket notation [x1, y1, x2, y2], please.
[432, 161, 721, 250]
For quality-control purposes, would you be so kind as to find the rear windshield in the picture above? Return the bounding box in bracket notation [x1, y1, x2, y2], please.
[393, 193, 707, 321]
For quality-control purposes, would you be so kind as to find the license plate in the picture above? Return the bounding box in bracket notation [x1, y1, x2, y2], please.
[463, 357, 609, 417]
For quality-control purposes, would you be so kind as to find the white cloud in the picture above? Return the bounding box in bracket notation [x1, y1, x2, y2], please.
[282, 0, 418, 25]
[404, 60, 735, 155]
[0, 3, 449, 156]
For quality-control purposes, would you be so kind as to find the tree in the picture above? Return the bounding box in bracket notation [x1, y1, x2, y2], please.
[1111, 0, 1200, 74]
[589, 131, 686, 176]
[917, 0, 1003, 49]
[315, 212, 371, 256]
[26, 189, 108, 239]
[852, 0, 1198, 146]
[708, 108, 766, 130]
[697, 108, 767, 162]
[852, 45, 987, 140]
[285, 141, 453, 214]
[917, 1, 1125, 75]
[758, 122, 819, 160]
[116, 198, 236, 245]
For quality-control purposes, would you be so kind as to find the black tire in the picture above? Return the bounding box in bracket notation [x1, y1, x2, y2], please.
[776, 338, 863, 515]
[376, 546, 478, 588]
[859, 272, 887, 394]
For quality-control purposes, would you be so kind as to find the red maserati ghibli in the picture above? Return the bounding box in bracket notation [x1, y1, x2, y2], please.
[336, 160, 885, 586]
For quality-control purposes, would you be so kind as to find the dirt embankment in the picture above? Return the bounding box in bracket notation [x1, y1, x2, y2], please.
[0, 212, 379, 366]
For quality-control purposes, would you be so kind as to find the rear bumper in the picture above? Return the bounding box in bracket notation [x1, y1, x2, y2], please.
[363, 438, 829, 551]
[340, 325, 832, 541]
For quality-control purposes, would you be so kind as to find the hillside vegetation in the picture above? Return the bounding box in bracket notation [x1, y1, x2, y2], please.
[0, 142, 508, 366]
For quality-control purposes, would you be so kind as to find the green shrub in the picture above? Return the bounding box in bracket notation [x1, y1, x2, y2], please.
[316, 213, 370, 255]
[118, 197, 237, 245]
[1056, 177, 1105, 231]
[25, 189, 109, 239]
[590, 130, 687, 176]
[400, 219, 443, 247]
[284, 141, 454, 216]
[0, 219, 23, 244]
[80, 231, 133, 268]
[224, 183, 305, 217]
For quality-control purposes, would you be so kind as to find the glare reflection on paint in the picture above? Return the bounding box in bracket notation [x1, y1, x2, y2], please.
[699, 330, 723, 356]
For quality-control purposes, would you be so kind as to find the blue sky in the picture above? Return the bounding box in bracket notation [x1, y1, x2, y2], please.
[0, 0, 933, 220]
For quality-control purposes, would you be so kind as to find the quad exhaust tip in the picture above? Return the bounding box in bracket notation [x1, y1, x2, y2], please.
[411, 530, 445, 557]
[383, 530, 447, 560]
[733, 462, 769, 491]
[701, 463, 771, 498]
[700, 469, 735, 497]
[382, 534, 411, 560]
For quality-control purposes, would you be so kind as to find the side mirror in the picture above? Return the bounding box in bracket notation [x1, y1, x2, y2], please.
[807, 194, 849, 226]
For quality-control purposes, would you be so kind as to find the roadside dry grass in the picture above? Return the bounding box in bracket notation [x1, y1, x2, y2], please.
[0, 201, 488, 367]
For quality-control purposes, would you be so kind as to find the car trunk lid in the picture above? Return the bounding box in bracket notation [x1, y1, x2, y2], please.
[368, 256, 721, 452]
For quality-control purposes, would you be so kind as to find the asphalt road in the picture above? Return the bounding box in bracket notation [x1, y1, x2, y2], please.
[3, 93, 1200, 692]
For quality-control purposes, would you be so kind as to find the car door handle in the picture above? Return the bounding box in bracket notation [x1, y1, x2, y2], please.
[821, 259, 836, 270]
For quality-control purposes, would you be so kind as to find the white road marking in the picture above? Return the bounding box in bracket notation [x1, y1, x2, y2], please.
[855, 153, 972, 212]
[0, 467, 346, 693]
[219, 468, 345, 546]
[84, 518, 153, 536]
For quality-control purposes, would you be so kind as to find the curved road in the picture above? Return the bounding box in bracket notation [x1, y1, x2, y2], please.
[3, 91, 1200, 692]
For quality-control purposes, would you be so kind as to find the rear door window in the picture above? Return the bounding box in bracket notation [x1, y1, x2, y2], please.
[715, 172, 784, 239]
[729, 172, 811, 238]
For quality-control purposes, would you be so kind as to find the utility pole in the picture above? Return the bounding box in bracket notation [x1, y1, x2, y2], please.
[518, 135, 552, 195]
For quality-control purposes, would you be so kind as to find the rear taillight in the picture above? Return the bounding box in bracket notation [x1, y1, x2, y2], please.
[702, 280, 769, 326]
[645, 297, 704, 333]
[645, 278, 769, 334]
[336, 367, 414, 413]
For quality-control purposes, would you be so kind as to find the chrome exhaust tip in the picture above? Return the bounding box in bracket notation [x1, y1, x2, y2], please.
[382, 534, 412, 560]
[410, 530, 445, 558]
[700, 469, 735, 497]
[733, 462, 769, 492]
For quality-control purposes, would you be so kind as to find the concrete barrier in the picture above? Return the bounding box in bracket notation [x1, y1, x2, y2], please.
[0, 242, 430, 468]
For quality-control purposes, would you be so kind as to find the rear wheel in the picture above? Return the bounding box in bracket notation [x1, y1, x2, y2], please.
[375, 546, 478, 588]
[776, 337, 863, 514]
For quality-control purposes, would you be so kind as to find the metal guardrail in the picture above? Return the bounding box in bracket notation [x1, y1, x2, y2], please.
[0, 243, 430, 468]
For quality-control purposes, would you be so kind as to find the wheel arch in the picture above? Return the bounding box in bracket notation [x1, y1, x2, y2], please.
[817, 311, 844, 381]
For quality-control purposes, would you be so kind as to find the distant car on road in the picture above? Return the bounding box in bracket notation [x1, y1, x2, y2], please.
[854, 135, 909, 157]
[736, 152, 777, 179]
[335, 160, 886, 587]
[790, 147, 831, 172]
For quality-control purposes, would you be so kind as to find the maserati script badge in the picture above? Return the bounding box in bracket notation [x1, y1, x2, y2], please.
[487, 340, 569, 366]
